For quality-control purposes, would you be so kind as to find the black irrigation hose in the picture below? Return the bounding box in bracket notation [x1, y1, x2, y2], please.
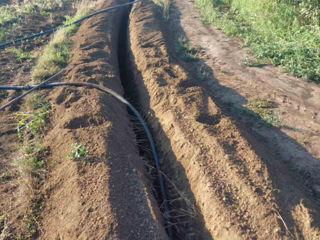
[0, 0, 141, 49]
[0, 78, 174, 239]
[0, 69, 65, 111]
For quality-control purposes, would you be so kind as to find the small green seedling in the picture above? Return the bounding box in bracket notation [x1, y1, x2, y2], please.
[71, 142, 88, 160]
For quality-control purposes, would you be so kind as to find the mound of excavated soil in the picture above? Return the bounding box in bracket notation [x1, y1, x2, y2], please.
[128, 1, 320, 239]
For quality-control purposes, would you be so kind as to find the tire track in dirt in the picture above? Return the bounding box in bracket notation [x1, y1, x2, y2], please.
[128, 1, 320, 239]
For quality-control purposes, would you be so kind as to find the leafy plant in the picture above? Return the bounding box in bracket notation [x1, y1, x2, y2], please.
[15, 94, 51, 138]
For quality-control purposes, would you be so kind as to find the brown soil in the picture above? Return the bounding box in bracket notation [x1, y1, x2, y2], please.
[128, 1, 320, 239]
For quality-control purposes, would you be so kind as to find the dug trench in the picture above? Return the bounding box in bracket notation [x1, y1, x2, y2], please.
[126, 1, 320, 240]
[117, 3, 210, 240]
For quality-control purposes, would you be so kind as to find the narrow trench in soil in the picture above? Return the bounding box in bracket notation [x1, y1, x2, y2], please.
[117, 4, 209, 240]
[117, 4, 172, 236]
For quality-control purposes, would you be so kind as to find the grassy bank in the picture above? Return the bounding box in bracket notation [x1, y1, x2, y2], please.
[195, 0, 320, 82]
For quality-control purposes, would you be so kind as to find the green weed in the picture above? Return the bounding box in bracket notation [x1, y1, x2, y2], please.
[0, 171, 14, 182]
[0, 214, 5, 232]
[71, 142, 88, 161]
[0, 0, 66, 41]
[15, 94, 51, 138]
[229, 98, 282, 127]
[195, 0, 320, 82]
[6, 47, 32, 62]
[197, 72, 206, 81]
[14, 142, 49, 175]
[32, 0, 98, 82]
[247, 98, 282, 127]
[174, 37, 199, 62]
[0, 6, 16, 24]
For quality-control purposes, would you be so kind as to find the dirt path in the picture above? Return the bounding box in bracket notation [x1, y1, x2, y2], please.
[168, 0, 320, 184]
[128, 1, 320, 239]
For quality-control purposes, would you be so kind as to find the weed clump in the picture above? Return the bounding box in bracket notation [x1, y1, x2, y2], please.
[174, 37, 200, 62]
[247, 98, 282, 127]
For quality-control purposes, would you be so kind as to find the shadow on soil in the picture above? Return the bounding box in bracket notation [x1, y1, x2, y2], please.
[162, 3, 320, 235]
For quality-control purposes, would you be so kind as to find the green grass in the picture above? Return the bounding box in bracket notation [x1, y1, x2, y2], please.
[228, 98, 282, 127]
[247, 98, 282, 127]
[243, 56, 265, 67]
[17, 0, 64, 15]
[195, 0, 320, 82]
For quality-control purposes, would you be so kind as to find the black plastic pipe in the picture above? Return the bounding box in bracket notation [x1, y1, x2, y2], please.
[0, 0, 141, 49]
